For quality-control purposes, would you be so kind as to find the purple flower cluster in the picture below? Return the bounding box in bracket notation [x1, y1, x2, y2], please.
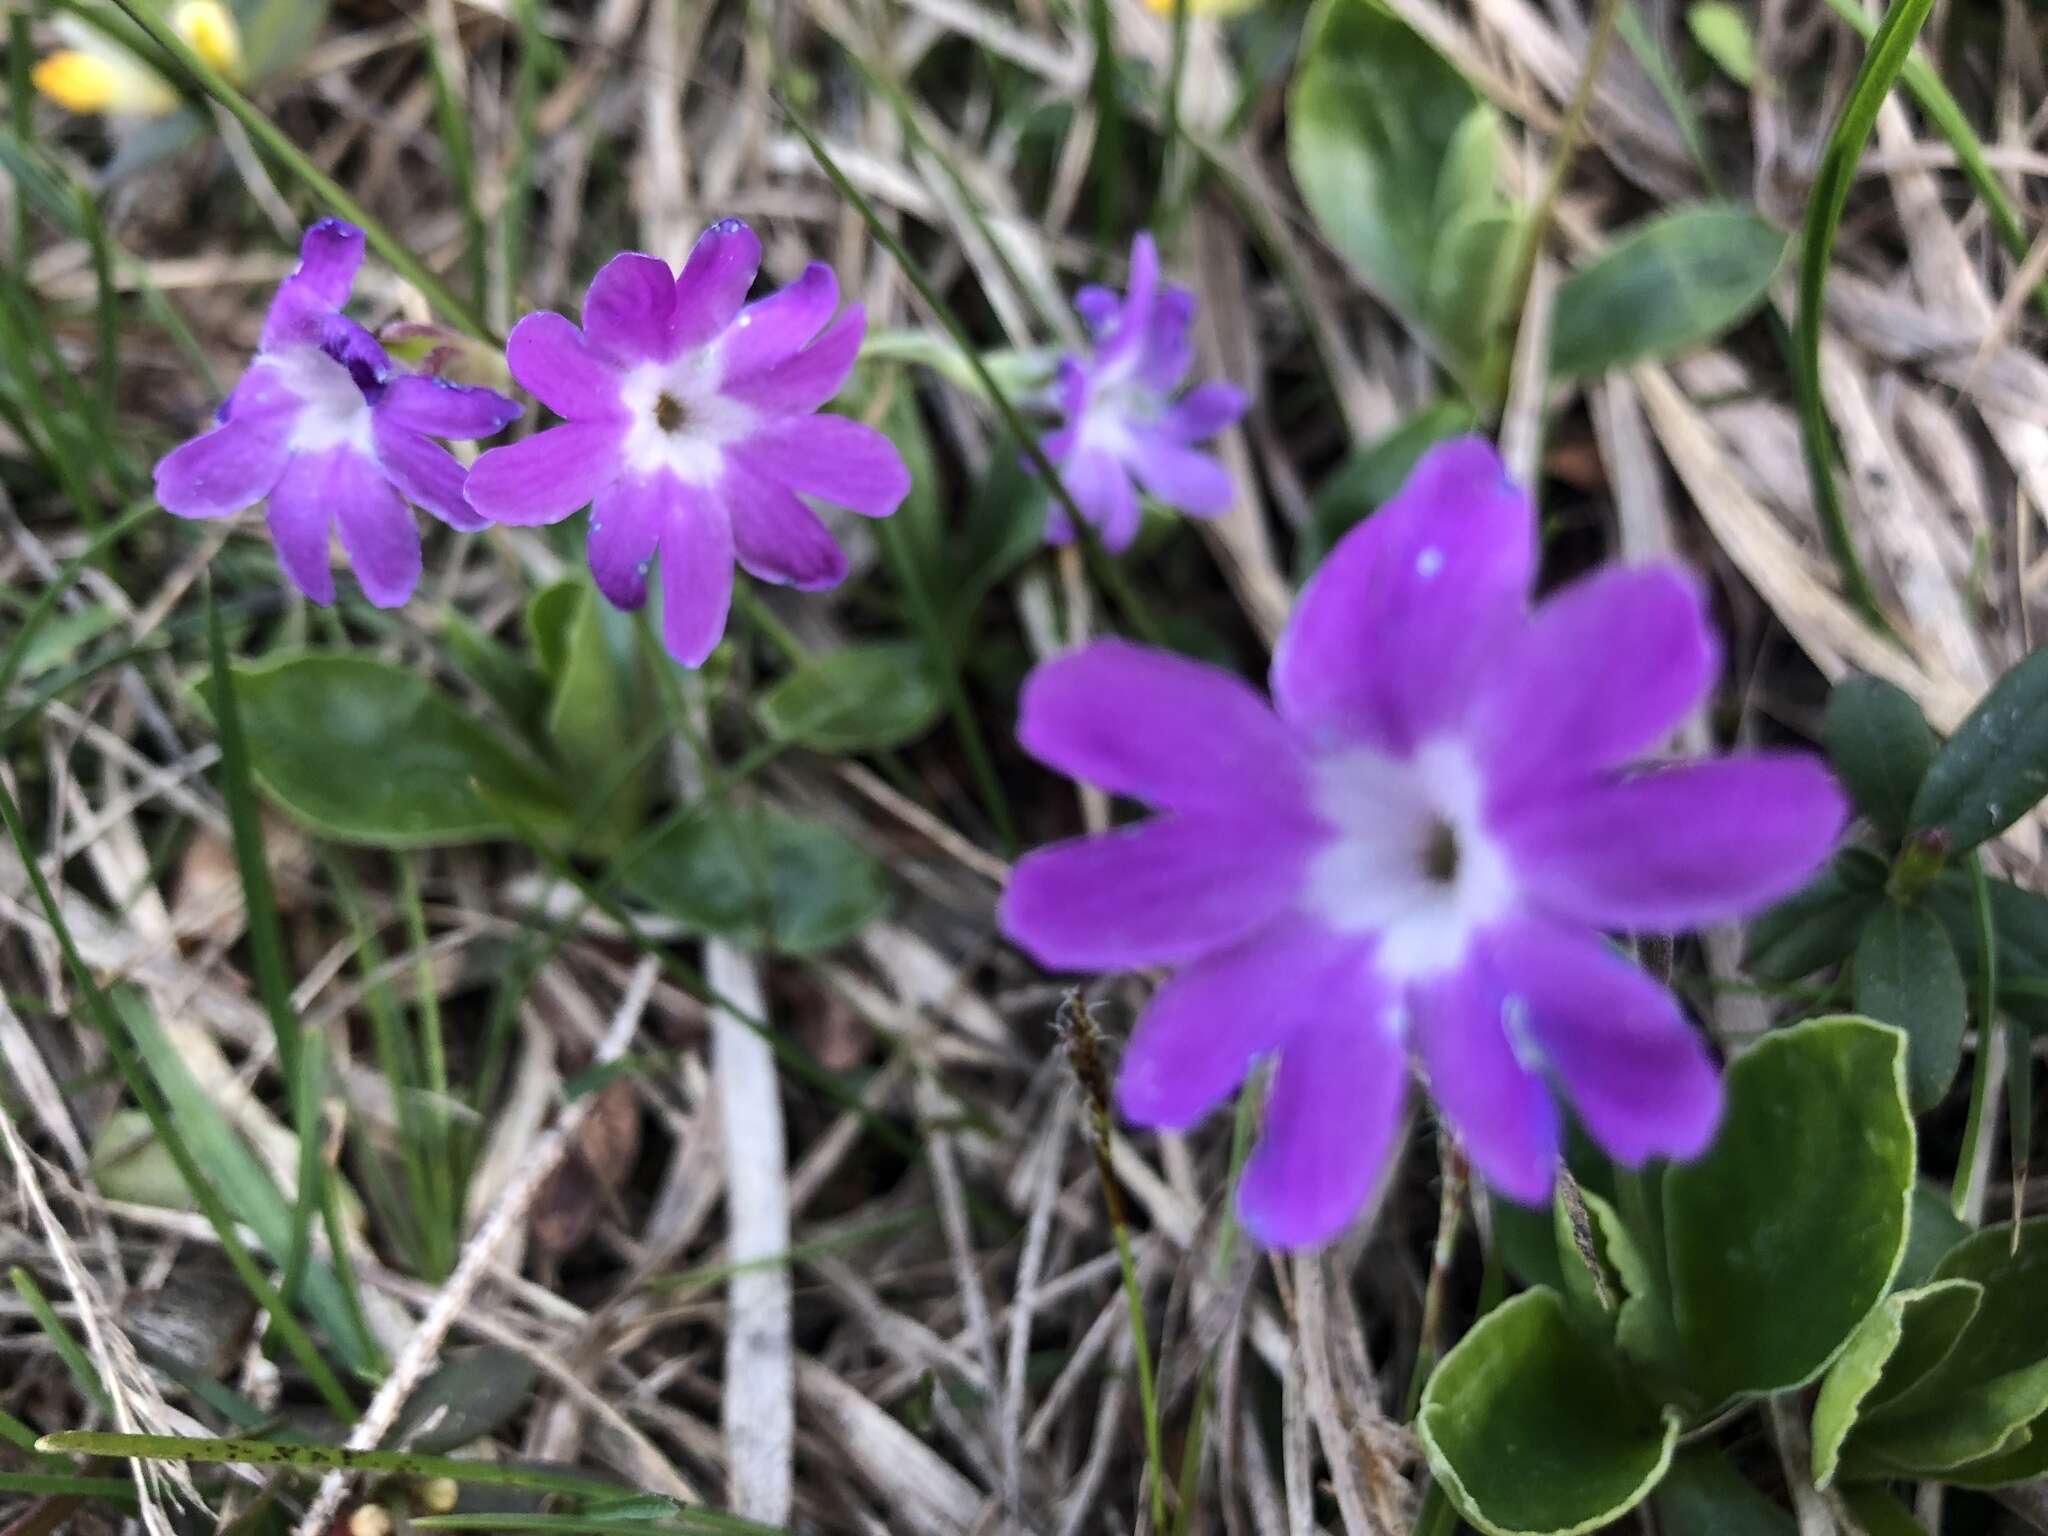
[155, 220, 518, 607]
[1001, 438, 1846, 1248]
[156, 218, 1844, 1252]
[1041, 233, 1247, 550]
[154, 217, 908, 665]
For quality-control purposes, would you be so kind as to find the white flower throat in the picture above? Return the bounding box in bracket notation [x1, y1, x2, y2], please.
[1303, 739, 1514, 982]
[618, 352, 756, 485]
[278, 346, 375, 457]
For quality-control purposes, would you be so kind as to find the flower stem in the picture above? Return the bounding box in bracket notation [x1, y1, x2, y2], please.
[1058, 992, 1170, 1533]
[1499, 0, 1623, 371]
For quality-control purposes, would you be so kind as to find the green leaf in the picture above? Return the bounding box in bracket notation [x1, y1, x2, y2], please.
[444, 613, 551, 746]
[1549, 205, 1786, 378]
[1664, 1016, 1915, 1406]
[526, 579, 582, 683]
[1812, 1279, 1981, 1487]
[1825, 676, 1940, 837]
[1287, 0, 1514, 396]
[1418, 1288, 1679, 1536]
[1307, 399, 1479, 568]
[622, 805, 890, 956]
[1910, 647, 2048, 853]
[543, 584, 650, 854]
[391, 1349, 542, 1454]
[1850, 1221, 2048, 1476]
[1687, 1, 1757, 84]
[759, 642, 944, 752]
[1744, 848, 1886, 982]
[1652, 1447, 1793, 1536]
[1853, 901, 1967, 1110]
[229, 653, 571, 849]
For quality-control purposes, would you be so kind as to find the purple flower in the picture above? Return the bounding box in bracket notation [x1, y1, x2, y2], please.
[1040, 232, 1248, 551]
[154, 219, 521, 607]
[461, 219, 911, 667]
[1001, 437, 1846, 1249]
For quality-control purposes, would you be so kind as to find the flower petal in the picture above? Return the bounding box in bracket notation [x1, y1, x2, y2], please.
[375, 374, 522, 440]
[1117, 921, 1374, 1131]
[673, 219, 762, 349]
[730, 415, 910, 517]
[999, 813, 1318, 971]
[1159, 381, 1248, 443]
[263, 453, 335, 604]
[1271, 436, 1534, 753]
[1236, 988, 1409, 1249]
[155, 409, 293, 519]
[1487, 921, 1723, 1165]
[1137, 284, 1195, 392]
[1017, 638, 1307, 812]
[1412, 958, 1560, 1205]
[1472, 564, 1718, 802]
[587, 471, 672, 611]
[583, 252, 680, 364]
[260, 217, 363, 350]
[505, 311, 626, 421]
[1126, 430, 1233, 516]
[1074, 284, 1119, 334]
[720, 304, 864, 414]
[372, 418, 484, 531]
[463, 421, 626, 526]
[718, 262, 837, 379]
[1097, 232, 1159, 368]
[1500, 755, 1848, 932]
[324, 450, 420, 608]
[656, 480, 735, 667]
[720, 456, 849, 590]
[1061, 447, 1141, 551]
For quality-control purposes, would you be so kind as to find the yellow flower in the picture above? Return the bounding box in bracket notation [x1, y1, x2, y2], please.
[1141, 0, 1266, 15]
[33, 2, 244, 117]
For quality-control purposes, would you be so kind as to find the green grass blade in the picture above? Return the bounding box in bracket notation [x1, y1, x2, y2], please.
[0, 778, 361, 1419]
[0, 501, 154, 707]
[35, 1433, 707, 1512]
[1816, 0, 2046, 319]
[9, 1267, 112, 1413]
[1793, 0, 1932, 633]
[204, 586, 324, 1307]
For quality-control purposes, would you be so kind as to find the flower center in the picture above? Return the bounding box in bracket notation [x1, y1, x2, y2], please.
[273, 345, 375, 456]
[1301, 740, 1515, 982]
[1421, 818, 1461, 885]
[616, 356, 756, 485]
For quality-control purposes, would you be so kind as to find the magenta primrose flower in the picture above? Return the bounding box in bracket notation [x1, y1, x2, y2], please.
[1041, 232, 1248, 551]
[1001, 438, 1847, 1249]
[462, 219, 910, 666]
[154, 219, 520, 607]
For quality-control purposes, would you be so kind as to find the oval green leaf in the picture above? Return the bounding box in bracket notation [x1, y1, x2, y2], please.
[1665, 1016, 1915, 1406]
[622, 805, 890, 955]
[1550, 205, 1787, 379]
[759, 642, 944, 752]
[229, 653, 571, 849]
[1287, 0, 1511, 394]
[1909, 646, 2048, 853]
[1825, 675, 1939, 837]
[1852, 901, 1966, 1110]
[1419, 1288, 1680, 1536]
